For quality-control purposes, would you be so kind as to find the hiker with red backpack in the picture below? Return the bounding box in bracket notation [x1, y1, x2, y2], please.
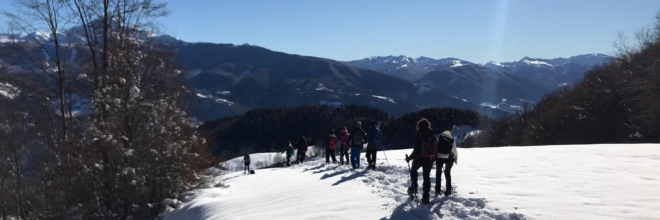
[436, 130, 458, 196]
[366, 121, 382, 170]
[338, 127, 350, 165]
[405, 118, 436, 204]
[348, 121, 367, 169]
[326, 130, 338, 163]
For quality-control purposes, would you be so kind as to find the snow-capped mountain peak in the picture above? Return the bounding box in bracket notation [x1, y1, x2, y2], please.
[521, 58, 554, 67]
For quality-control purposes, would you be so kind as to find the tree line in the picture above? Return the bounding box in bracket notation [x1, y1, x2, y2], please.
[200, 105, 489, 158]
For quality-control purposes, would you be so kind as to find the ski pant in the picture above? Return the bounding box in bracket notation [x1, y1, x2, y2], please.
[297, 153, 306, 163]
[339, 146, 350, 164]
[244, 163, 250, 173]
[366, 149, 378, 168]
[410, 157, 434, 199]
[326, 148, 337, 163]
[350, 147, 361, 168]
[436, 158, 454, 195]
[286, 155, 292, 166]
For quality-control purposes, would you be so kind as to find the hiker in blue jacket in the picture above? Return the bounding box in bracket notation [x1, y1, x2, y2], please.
[281, 141, 295, 166]
[366, 121, 382, 170]
[347, 121, 367, 169]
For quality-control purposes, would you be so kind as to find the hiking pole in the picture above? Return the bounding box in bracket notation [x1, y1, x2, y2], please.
[381, 143, 390, 167]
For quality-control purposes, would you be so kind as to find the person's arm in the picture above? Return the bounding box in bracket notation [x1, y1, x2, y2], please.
[407, 137, 421, 161]
[347, 130, 356, 145]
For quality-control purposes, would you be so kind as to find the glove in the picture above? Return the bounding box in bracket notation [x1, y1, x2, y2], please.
[405, 156, 411, 163]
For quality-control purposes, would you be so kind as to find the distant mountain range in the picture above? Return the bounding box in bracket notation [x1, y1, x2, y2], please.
[0, 31, 611, 122]
[345, 54, 612, 88]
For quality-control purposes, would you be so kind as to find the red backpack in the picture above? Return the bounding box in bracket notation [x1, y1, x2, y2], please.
[420, 137, 437, 159]
[329, 137, 337, 150]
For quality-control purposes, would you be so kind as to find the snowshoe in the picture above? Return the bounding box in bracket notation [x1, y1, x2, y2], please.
[407, 186, 419, 203]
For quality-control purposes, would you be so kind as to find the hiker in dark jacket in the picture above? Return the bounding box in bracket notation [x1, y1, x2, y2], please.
[366, 121, 382, 170]
[326, 130, 338, 163]
[348, 122, 367, 169]
[405, 118, 435, 204]
[436, 130, 458, 196]
[339, 127, 350, 165]
[243, 153, 251, 174]
[281, 141, 295, 166]
[296, 136, 308, 164]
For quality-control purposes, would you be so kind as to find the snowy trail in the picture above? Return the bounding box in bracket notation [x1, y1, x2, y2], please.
[164, 144, 660, 220]
[163, 161, 392, 220]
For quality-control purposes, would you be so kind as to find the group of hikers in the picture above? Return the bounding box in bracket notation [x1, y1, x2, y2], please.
[405, 118, 458, 204]
[242, 118, 458, 204]
[280, 121, 382, 170]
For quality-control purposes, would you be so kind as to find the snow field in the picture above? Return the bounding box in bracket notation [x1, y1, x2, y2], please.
[164, 144, 660, 220]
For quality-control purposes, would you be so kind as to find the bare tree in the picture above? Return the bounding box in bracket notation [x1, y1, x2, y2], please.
[1, 0, 211, 218]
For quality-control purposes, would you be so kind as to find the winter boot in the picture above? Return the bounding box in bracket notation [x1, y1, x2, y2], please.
[421, 197, 430, 204]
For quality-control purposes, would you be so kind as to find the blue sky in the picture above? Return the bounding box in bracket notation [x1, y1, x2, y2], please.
[2, 0, 660, 63]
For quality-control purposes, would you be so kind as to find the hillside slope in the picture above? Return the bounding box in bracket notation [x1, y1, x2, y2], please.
[163, 144, 660, 220]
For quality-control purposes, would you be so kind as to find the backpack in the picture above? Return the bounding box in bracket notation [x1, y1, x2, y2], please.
[371, 128, 382, 144]
[329, 137, 337, 150]
[340, 132, 350, 146]
[420, 137, 437, 159]
[438, 132, 454, 154]
[353, 130, 364, 146]
[438, 137, 453, 154]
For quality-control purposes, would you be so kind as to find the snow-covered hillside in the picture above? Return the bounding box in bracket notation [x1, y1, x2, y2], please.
[218, 147, 320, 172]
[163, 144, 660, 220]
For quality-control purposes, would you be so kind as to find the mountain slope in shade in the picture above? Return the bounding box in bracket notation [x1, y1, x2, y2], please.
[417, 65, 547, 112]
[483, 53, 613, 88]
[174, 43, 506, 120]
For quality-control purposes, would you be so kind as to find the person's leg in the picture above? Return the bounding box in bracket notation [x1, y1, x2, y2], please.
[350, 148, 356, 168]
[444, 160, 454, 195]
[435, 159, 442, 193]
[373, 149, 378, 169]
[326, 148, 330, 163]
[410, 159, 422, 191]
[355, 148, 361, 168]
[365, 149, 372, 167]
[351, 148, 360, 168]
[286, 156, 290, 166]
[343, 148, 350, 165]
[339, 147, 344, 164]
[422, 159, 433, 201]
[331, 149, 337, 162]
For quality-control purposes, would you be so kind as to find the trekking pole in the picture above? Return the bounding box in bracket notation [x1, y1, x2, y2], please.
[381, 144, 390, 166]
